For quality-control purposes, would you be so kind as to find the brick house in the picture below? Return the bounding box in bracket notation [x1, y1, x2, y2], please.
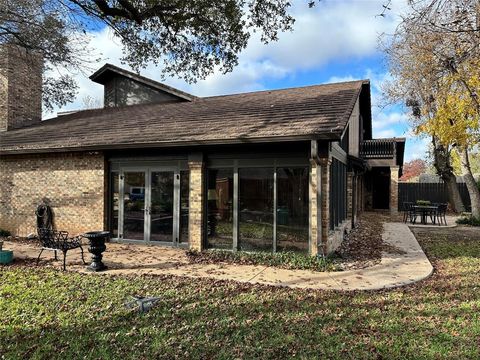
[0, 48, 405, 256]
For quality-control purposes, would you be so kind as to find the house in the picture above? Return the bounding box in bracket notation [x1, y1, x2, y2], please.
[0, 46, 405, 256]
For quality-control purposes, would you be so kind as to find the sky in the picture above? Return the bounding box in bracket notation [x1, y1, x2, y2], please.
[49, 0, 429, 162]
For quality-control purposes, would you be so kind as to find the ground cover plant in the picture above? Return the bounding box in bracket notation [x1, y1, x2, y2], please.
[186, 249, 340, 272]
[1, 226, 480, 359]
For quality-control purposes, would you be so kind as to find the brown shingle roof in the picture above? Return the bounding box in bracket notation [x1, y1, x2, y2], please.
[0, 80, 368, 154]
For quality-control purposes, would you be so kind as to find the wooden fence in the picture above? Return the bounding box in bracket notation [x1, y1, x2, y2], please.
[398, 182, 471, 211]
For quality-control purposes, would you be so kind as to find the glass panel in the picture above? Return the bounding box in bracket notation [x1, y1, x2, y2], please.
[150, 171, 174, 242]
[123, 172, 145, 240]
[207, 168, 234, 249]
[239, 168, 274, 252]
[277, 167, 309, 253]
[110, 172, 119, 237]
[179, 170, 189, 243]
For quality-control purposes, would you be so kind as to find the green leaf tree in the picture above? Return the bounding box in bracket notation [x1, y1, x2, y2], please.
[1, 0, 304, 111]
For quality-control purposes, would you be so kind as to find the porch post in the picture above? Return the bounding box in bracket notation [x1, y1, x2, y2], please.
[309, 159, 321, 256]
[390, 166, 400, 214]
[319, 157, 331, 255]
[346, 172, 354, 220]
[188, 153, 204, 251]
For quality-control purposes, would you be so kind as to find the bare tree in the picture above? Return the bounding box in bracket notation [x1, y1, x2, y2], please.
[382, 0, 480, 214]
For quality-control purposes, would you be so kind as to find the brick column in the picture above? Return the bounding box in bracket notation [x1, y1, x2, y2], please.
[188, 154, 204, 251]
[319, 158, 331, 255]
[346, 172, 353, 219]
[309, 160, 321, 256]
[390, 166, 400, 214]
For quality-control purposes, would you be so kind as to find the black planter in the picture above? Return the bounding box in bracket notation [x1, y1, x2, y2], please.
[83, 231, 110, 272]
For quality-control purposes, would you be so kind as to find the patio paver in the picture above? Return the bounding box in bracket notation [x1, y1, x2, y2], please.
[3, 222, 433, 291]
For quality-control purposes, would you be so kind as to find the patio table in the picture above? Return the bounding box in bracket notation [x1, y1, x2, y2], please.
[412, 205, 438, 225]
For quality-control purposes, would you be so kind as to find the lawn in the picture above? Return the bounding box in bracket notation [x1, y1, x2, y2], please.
[1, 227, 480, 359]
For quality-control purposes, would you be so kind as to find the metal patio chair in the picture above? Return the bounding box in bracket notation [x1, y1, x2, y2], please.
[36, 228, 86, 270]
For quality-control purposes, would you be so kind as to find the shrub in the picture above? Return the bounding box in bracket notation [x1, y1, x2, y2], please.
[0, 229, 11, 237]
[186, 249, 340, 272]
[456, 216, 480, 226]
[416, 200, 431, 206]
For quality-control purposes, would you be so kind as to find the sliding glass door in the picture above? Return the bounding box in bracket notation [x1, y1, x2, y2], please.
[116, 167, 188, 246]
[122, 171, 146, 241]
[149, 171, 174, 242]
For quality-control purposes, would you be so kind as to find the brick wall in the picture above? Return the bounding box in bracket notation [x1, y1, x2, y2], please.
[0, 45, 42, 131]
[347, 172, 353, 219]
[390, 166, 399, 214]
[0, 152, 105, 236]
[188, 156, 204, 251]
[319, 158, 331, 254]
[309, 160, 321, 256]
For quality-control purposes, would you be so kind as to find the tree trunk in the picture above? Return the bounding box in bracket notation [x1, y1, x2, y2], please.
[432, 138, 465, 213]
[459, 147, 480, 218]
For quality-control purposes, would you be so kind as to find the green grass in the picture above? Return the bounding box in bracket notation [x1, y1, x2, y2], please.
[1, 228, 480, 359]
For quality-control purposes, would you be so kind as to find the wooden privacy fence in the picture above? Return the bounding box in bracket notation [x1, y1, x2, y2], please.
[398, 182, 471, 211]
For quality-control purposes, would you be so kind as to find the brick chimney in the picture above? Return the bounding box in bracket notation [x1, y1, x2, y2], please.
[0, 45, 42, 131]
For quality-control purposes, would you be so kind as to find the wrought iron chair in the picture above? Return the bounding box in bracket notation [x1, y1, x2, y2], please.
[435, 203, 448, 226]
[402, 202, 415, 223]
[37, 228, 86, 270]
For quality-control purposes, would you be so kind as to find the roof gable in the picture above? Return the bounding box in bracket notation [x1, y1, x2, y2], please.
[90, 64, 195, 103]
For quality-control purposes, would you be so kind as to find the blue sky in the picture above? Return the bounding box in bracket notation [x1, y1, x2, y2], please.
[50, 0, 428, 161]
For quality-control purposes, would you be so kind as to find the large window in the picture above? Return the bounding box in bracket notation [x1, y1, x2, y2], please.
[239, 168, 274, 251]
[276, 167, 309, 252]
[207, 164, 309, 253]
[329, 158, 347, 230]
[179, 170, 190, 243]
[206, 168, 234, 249]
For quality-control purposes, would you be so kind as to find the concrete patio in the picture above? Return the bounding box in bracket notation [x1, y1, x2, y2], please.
[3, 222, 433, 291]
[406, 215, 459, 228]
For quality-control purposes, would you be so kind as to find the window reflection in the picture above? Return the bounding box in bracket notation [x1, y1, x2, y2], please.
[110, 172, 119, 237]
[179, 170, 189, 243]
[123, 172, 145, 240]
[239, 168, 274, 252]
[206, 168, 234, 249]
[150, 172, 174, 242]
[277, 167, 309, 253]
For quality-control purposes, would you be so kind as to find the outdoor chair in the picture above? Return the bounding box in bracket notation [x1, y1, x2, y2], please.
[36, 228, 86, 270]
[435, 203, 448, 226]
[402, 202, 415, 223]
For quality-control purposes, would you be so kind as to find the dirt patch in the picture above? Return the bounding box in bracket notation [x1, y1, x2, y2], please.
[1, 236, 40, 246]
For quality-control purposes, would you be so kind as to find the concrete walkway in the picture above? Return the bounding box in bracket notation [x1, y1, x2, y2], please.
[3, 222, 433, 291]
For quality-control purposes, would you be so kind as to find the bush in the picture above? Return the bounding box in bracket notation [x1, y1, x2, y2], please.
[0, 229, 11, 237]
[416, 200, 431, 206]
[456, 216, 480, 226]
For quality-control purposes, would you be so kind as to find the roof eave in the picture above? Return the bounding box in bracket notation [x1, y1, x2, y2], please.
[0, 132, 342, 156]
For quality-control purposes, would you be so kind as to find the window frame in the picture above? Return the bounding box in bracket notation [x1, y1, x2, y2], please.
[205, 157, 310, 253]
